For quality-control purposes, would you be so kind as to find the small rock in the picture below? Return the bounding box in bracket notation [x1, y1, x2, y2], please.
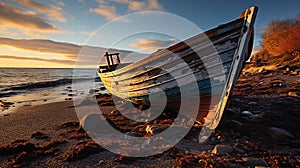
[211, 144, 233, 155]
[235, 148, 245, 154]
[31, 131, 49, 140]
[208, 139, 220, 145]
[230, 164, 245, 168]
[226, 107, 240, 113]
[68, 93, 76, 97]
[248, 102, 257, 105]
[288, 91, 300, 97]
[286, 66, 297, 71]
[269, 127, 294, 140]
[249, 114, 263, 121]
[225, 108, 240, 118]
[241, 111, 253, 117]
[240, 117, 250, 123]
[0, 101, 14, 107]
[252, 111, 263, 115]
[258, 68, 264, 73]
[125, 132, 142, 140]
[225, 120, 243, 130]
[99, 86, 106, 90]
[290, 71, 298, 75]
[80, 113, 105, 133]
[277, 65, 286, 70]
[242, 157, 268, 167]
[98, 160, 105, 165]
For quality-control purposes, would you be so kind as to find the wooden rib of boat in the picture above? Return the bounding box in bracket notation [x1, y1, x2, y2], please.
[98, 6, 258, 129]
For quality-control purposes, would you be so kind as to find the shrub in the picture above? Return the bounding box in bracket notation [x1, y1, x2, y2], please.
[262, 14, 300, 56]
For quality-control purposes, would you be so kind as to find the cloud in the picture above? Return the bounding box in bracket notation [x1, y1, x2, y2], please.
[130, 38, 174, 51]
[11, 0, 67, 22]
[90, 0, 163, 20]
[0, 55, 75, 65]
[112, 0, 163, 11]
[0, 37, 146, 66]
[55, 0, 65, 7]
[80, 31, 95, 36]
[147, 0, 162, 11]
[89, 5, 120, 20]
[0, 37, 80, 58]
[0, 2, 61, 37]
[0, 27, 19, 37]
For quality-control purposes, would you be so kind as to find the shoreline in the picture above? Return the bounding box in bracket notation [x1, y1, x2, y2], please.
[0, 80, 106, 116]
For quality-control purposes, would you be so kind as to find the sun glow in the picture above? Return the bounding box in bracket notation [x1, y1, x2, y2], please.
[0, 45, 75, 68]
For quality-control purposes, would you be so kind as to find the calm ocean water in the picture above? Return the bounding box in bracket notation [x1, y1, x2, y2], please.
[0, 68, 104, 114]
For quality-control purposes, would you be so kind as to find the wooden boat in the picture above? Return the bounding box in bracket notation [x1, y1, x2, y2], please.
[98, 7, 258, 130]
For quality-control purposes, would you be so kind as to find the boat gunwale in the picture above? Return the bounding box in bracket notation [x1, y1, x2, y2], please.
[99, 18, 245, 77]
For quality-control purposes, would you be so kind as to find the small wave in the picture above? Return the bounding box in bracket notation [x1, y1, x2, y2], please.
[0, 91, 19, 98]
[1, 78, 100, 93]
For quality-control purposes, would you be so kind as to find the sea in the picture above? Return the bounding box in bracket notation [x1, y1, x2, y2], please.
[0, 68, 105, 115]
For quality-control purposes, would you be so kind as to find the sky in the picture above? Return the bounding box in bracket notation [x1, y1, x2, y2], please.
[0, 0, 299, 68]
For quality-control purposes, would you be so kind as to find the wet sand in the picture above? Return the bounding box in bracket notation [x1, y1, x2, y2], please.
[0, 65, 300, 167]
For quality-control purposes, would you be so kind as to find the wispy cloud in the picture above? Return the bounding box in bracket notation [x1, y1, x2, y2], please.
[112, 0, 163, 11]
[89, 0, 163, 21]
[89, 5, 119, 20]
[80, 31, 95, 36]
[129, 38, 174, 51]
[11, 0, 67, 22]
[0, 2, 61, 37]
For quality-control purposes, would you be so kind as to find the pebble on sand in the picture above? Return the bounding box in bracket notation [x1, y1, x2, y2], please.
[288, 91, 300, 97]
[80, 113, 104, 133]
[211, 144, 233, 155]
[242, 157, 268, 167]
[269, 127, 294, 141]
[241, 111, 253, 117]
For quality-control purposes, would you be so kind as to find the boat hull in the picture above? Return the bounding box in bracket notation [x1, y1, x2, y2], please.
[98, 7, 258, 129]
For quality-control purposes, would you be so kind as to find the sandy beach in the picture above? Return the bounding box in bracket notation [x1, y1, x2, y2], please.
[0, 99, 179, 167]
[0, 63, 300, 167]
[1, 1, 300, 167]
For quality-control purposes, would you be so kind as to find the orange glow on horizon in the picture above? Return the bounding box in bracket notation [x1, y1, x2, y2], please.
[0, 58, 74, 68]
[0, 45, 75, 68]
